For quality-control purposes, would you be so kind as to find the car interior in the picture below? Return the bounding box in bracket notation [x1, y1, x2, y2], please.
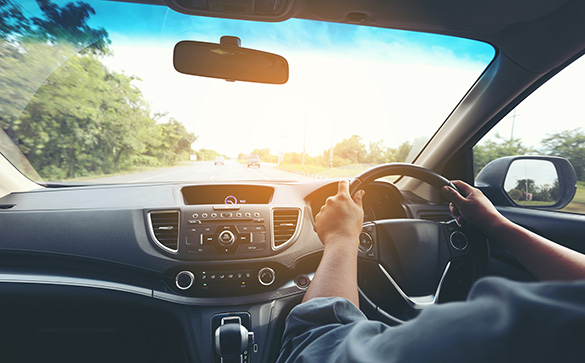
[2, 0, 585, 362]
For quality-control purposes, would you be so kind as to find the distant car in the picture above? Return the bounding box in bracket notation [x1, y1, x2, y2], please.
[214, 156, 224, 165]
[247, 155, 260, 168]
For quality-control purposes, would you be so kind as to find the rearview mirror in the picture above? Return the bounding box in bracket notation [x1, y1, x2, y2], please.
[173, 38, 288, 84]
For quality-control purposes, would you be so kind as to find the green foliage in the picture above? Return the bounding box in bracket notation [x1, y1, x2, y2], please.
[0, 0, 195, 180]
[541, 128, 585, 181]
[474, 133, 532, 175]
[250, 148, 277, 163]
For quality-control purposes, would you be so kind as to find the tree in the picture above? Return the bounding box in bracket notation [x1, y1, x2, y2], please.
[333, 135, 367, 164]
[251, 148, 277, 163]
[31, 0, 110, 54]
[0, 0, 196, 179]
[541, 129, 585, 181]
[474, 133, 532, 175]
[365, 140, 387, 164]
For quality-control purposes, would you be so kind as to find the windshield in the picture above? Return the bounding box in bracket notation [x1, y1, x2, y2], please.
[0, 0, 494, 183]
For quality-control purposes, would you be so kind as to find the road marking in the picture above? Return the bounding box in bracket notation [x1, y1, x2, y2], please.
[249, 167, 269, 180]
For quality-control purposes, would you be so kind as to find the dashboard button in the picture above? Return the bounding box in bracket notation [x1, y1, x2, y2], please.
[252, 233, 266, 243]
[244, 212, 252, 218]
[188, 220, 201, 225]
[211, 213, 217, 218]
[187, 245, 210, 254]
[239, 233, 252, 243]
[253, 212, 261, 217]
[218, 230, 236, 247]
[236, 212, 243, 218]
[202, 213, 208, 218]
[191, 213, 199, 219]
[237, 225, 251, 233]
[237, 243, 266, 253]
[203, 234, 215, 244]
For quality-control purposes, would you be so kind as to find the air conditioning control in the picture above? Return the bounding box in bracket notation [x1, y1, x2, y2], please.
[258, 267, 275, 286]
[176, 271, 194, 290]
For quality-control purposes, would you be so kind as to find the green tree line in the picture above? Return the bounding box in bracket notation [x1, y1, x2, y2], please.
[242, 135, 416, 168]
[0, 0, 196, 180]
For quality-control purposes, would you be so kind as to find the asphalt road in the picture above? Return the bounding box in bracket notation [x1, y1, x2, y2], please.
[85, 160, 314, 183]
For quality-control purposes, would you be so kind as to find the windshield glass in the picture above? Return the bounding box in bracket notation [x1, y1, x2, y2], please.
[0, 0, 494, 183]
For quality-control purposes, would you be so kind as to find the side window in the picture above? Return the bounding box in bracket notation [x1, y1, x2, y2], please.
[474, 55, 585, 214]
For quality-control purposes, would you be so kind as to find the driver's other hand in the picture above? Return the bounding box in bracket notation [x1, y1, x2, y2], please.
[315, 180, 365, 249]
[442, 180, 505, 231]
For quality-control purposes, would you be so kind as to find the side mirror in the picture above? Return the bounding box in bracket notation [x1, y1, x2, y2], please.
[475, 156, 577, 210]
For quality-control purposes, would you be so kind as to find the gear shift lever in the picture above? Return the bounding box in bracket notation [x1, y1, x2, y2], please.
[214, 316, 255, 363]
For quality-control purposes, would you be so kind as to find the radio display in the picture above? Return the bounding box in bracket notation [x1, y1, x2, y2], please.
[181, 185, 274, 205]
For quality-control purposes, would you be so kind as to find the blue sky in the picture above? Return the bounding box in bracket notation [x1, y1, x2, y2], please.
[16, 0, 496, 157]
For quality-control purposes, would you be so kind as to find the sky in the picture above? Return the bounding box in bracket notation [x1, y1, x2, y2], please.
[21, 0, 497, 158]
[480, 59, 585, 151]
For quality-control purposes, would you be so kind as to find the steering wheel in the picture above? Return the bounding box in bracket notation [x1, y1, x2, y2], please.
[350, 163, 488, 324]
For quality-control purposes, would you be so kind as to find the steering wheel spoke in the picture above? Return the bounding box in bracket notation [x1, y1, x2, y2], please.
[352, 163, 488, 323]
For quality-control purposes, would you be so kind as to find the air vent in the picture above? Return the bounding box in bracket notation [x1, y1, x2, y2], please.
[272, 208, 301, 249]
[419, 212, 452, 222]
[149, 210, 180, 253]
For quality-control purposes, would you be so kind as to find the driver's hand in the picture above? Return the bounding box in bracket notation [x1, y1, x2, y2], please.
[315, 180, 365, 249]
[442, 180, 506, 231]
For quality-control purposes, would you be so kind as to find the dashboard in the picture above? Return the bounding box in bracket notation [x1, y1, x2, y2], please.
[0, 179, 453, 362]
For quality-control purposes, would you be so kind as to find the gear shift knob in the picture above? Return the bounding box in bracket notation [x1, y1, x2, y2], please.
[215, 316, 255, 362]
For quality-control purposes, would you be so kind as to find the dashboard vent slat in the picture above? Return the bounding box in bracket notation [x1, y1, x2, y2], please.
[272, 209, 301, 249]
[419, 212, 452, 222]
[149, 211, 180, 252]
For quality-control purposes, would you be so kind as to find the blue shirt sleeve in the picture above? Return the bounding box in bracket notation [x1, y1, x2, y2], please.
[277, 277, 585, 363]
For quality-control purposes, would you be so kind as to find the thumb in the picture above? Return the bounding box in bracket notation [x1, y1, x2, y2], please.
[353, 190, 365, 208]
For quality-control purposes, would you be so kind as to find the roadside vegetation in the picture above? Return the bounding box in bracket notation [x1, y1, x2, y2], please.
[0, 0, 196, 181]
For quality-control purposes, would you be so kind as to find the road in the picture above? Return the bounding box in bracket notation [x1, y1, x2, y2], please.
[85, 160, 314, 183]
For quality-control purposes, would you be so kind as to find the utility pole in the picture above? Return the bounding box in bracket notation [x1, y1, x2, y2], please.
[510, 109, 520, 141]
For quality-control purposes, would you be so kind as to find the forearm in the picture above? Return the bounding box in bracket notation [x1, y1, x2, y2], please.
[487, 218, 585, 281]
[302, 241, 359, 307]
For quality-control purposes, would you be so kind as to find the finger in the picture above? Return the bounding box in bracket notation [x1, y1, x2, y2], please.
[338, 179, 350, 196]
[352, 189, 365, 207]
[442, 185, 466, 205]
[449, 202, 461, 217]
[450, 180, 475, 197]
